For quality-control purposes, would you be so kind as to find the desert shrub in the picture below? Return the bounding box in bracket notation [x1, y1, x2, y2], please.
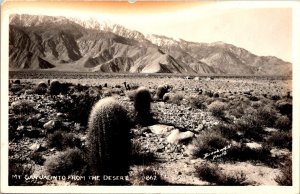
[236, 113, 265, 142]
[250, 101, 263, 109]
[195, 163, 249, 185]
[29, 152, 45, 165]
[225, 143, 275, 166]
[10, 100, 35, 114]
[208, 101, 227, 118]
[275, 158, 292, 185]
[59, 82, 74, 95]
[248, 95, 259, 101]
[10, 84, 23, 93]
[213, 93, 219, 98]
[267, 131, 292, 150]
[130, 140, 156, 165]
[271, 95, 281, 101]
[205, 90, 214, 97]
[167, 92, 184, 105]
[228, 103, 245, 119]
[131, 167, 168, 185]
[275, 115, 292, 131]
[45, 148, 87, 176]
[55, 93, 99, 126]
[126, 90, 137, 101]
[192, 130, 229, 158]
[212, 124, 241, 141]
[275, 101, 292, 117]
[188, 95, 206, 109]
[87, 97, 131, 184]
[47, 131, 81, 150]
[257, 105, 278, 127]
[9, 162, 34, 185]
[111, 87, 124, 95]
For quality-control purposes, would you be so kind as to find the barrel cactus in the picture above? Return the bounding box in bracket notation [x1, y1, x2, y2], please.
[134, 87, 152, 126]
[87, 97, 131, 185]
[35, 81, 48, 95]
[49, 80, 61, 95]
[156, 85, 170, 100]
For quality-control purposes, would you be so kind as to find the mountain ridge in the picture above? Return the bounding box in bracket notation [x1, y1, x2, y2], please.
[9, 14, 292, 75]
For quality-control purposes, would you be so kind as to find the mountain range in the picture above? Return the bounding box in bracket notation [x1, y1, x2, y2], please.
[9, 14, 292, 75]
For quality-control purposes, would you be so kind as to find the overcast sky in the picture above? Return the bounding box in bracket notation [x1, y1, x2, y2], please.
[4, 1, 293, 62]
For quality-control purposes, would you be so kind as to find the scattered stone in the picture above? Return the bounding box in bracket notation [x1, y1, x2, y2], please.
[29, 143, 41, 151]
[246, 142, 262, 149]
[148, 124, 174, 135]
[270, 148, 290, 158]
[43, 120, 56, 130]
[166, 129, 194, 144]
[194, 124, 204, 132]
[17, 125, 25, 131]
[264, 127, 278, 132]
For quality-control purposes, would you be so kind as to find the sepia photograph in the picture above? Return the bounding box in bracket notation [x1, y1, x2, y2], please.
[1, 0, 299, 193]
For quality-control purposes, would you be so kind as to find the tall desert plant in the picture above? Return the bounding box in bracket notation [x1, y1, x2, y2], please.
[134, 87, 153, 126]
[87, 97, 131, 185]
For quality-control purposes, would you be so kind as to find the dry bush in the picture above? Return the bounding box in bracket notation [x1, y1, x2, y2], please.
[212, 124, 241, 141]
[224, 143, 275, 167]
[47, 131, 81, 150]
[187, 95, 207, 109]
[256, 105, 279, 127]
[9, 162, 34, 186]
[208, 101, 227, 118]
[55, 93, 99, 126]
[267, 131, 292, 151]
[275, 100, 292, 118]
[195, 163, 249, 185]
[192, 130, 229, 158]
[164, 92, 184, 105]
[275, 158, 292, 185]
[275, 115, 292, 131]
[45, 148, 88, 177]
[29, 152, 45, 165]
[10, 100, 36, 115]
[130, 140, 156, 165]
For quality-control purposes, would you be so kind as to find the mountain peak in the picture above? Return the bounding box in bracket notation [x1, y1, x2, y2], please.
[9, 14, 291, 76]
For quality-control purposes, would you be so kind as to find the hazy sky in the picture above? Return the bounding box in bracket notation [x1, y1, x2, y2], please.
[3, 1, 293, 62]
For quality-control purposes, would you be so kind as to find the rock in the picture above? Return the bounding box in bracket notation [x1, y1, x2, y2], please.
[43, 120, 56, 130]
[29, 143, 41, 151]
[264, 127, 278, 132]
[155, 144, 165, 152]
[25, 89, 35, 95]
[194, 124, 204, 132]
[245, 142, 262, 149]
[166, 129, 194, 144]
[17, 126, 25, 131]
[270, 148, 290, 158]
[148, 124, 174, 135]
[56, 112, 64, 119]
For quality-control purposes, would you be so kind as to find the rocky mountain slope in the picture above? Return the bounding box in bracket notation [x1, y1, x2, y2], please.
[9, 14, 292, 75]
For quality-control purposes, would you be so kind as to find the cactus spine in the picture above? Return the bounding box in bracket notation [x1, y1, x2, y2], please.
[87, 97, 131, 184]
[134, 87, 152, 126]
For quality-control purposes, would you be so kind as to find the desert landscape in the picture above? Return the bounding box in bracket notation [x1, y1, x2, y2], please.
[7, 12, 293, 186]
[8, 73, 292, 186]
